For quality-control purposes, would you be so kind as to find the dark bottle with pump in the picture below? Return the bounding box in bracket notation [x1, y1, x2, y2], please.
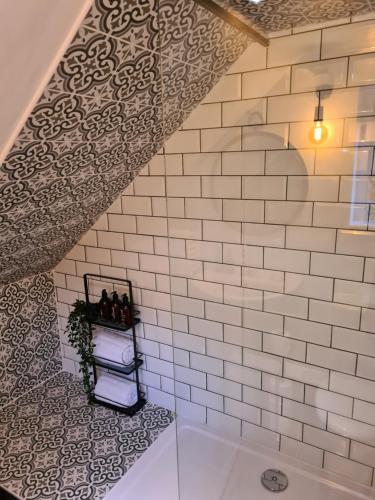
[121, 293, 132, 327]
[112, 291, 122, 323]
[99, 289, 112, 321]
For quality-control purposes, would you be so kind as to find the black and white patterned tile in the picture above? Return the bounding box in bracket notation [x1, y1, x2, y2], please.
[215, 0, 375, 33]
[0, 272, 61, 408]
[0, 371, 174, 500]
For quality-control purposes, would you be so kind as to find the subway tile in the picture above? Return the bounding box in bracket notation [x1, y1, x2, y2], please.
[201, 127, 241, 152]
[176, 398, 206, 423]
[350, 441, 375, 469]
[140, 254, 169, 275]
[75, 262, 99, 277]
[207, 409, 241, 437]
[305, 386, 353, 418]
[85, 247, 111, 266]
[242, 176, 286, 200]
[202, 176, 241, 198]
[303, 425, 349, 456]
[357, 355, 375, 381]
[242, 267, 284, 293]
[266, 201, 312, 226]
[188, 278, 223, 303]
[328, 413, 375, 448]
[183, 152, 221, 175]
[242, 124, 289, 151]
[108, 214, 136, 233]
[169, 257, 202, 280]
[203, 74, 241, 103]
[334, 280, 375, 308]
[222, 98, 266, 127]
[309, 299, 360, 329]
[242, 66, 291, 99]
[310, 253, 364, 281]
[166, 198, 185, 218]
[243, 309, 284, 336]
[362, 308, 375, 333]
[364, 258, 375, 283]
[148, 155, 164, 175]
[155, 237, 185, 258]
[186, 240, 222, 263]
[224, 361, 261, 388]
[243, 386, 281, 413]
[268, 93, 317, 123]
[344, 117, 375, 147]
[165, 130, 200, 153]
[307, 344, 356, 375]
[349, 53, 375, 87]
[203, 220, 241, 244]
[171, 295, 204, 318]
[262, 411, 302, 440]
[227, 43, 267, 73]
[189, 317, 223, 341]
[263, 373, 304, 402]
[55, 259, 76, 275]
[280, 436, 323, 468]
[225, 398, 260, 424]
[242, 421, 280, 450]
[175, 365, 206, 389]
[170, 276, 187, 296]
[182, 103, 221, 129]
[286, 226, 336, 253]
[242, 223, 285, 247]
[243, 348, 283, 376]
[315, 147, 373, 176]
[313, 202, 369, 230]
[265, 149, 315, 176]
[147, 357, 173, 378]
[144, 324, 172, 345]
[322, 20, 375, 59]
[268, 31, 321, 67]
[291, 58, 348, 93]
[223, 200, 264, 223]
[207, 339, 242, 364]
[323, 86, 375, 119]
[264, 248, 310, 274]
[354, 400, 375, 426]
[330, 372, 375, 404]
[190, 353, 223, 376]
[283, 399, 326, 429]
[137, 216, 167, 236]
[125, 235, 153, 255]
[122, 196, 153, 216]
[191, 387, 223, 411]
[264, 291, 308, 319]
[166, 176, 200, 197]
[223, 244, 263, 268]
[337, 230, 375, 258]
[224, 285, 262, 310]
[79, 230, 97, 247]
[92, 213, 108, 231]
[207, 375, 241, 400]
[284, 359, 329, 389]
[185, 198, 222, 221]
[168, 218, 201, 240]
[263, 333, 306, 362]
[340, 176, 375, 203]
[222, 151, 265, 175]
[285, 273, 333, 301]
[332, 326, 375, 357]
[205, 301, 241, 326]
[224, 325, 262, 351]
[127, 269, 155, 290]
[288, 176, 339, 202]
[324, 452, 372, 486]
[142, 289, 171, 311]
[134, 177, 165, 196]
[204, 262, 241, 286]
[290, 119, 344, 149]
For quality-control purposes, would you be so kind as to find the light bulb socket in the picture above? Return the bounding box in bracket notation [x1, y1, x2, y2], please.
[314, 105, 324, 122]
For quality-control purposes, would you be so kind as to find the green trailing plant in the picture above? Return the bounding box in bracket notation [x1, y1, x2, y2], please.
[66, 299, 95, 400]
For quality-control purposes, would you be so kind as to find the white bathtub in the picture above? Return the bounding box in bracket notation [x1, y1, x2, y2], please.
[105, 420, 375, 500]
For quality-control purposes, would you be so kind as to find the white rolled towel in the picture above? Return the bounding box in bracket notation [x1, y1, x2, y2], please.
[93, 329, 135, 366]
[94, 373, 138, 407]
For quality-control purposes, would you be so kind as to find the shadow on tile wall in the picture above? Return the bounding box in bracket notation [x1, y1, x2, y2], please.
[0, 272, 61, 408]
[0, 0, 249, 286]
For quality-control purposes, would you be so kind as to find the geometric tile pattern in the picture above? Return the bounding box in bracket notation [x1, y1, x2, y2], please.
[0, 0, 249, 286]
[0, 272, 61, 409]
[215, 0, 375, 33]
[0, 372, 174, 500]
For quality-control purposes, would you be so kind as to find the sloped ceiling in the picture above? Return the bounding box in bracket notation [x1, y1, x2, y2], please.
[215, 0, 375, 33]
[0, 0, 249, 285]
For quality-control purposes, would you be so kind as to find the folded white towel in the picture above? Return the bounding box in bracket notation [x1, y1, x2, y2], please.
[94, 373, 138, 407]
[93, 329, 135, 366]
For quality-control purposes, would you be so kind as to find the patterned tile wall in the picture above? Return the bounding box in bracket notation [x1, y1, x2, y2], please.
[56, 17, 375, 487]
[215, 0, 375, 33]
[0, 0, 249, 286]
[0, 272, 61, 408]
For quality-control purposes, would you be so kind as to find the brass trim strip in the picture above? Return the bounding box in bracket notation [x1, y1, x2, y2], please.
[193, 0, 269, 47]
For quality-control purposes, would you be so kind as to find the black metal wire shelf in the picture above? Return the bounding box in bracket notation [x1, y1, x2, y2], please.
[94, 354, 144, 375]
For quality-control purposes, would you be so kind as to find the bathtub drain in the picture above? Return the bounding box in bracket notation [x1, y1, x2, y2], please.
[261, 469, 288, 492]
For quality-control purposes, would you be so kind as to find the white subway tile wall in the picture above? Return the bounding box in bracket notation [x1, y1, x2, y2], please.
[54, 19, 375, 487]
